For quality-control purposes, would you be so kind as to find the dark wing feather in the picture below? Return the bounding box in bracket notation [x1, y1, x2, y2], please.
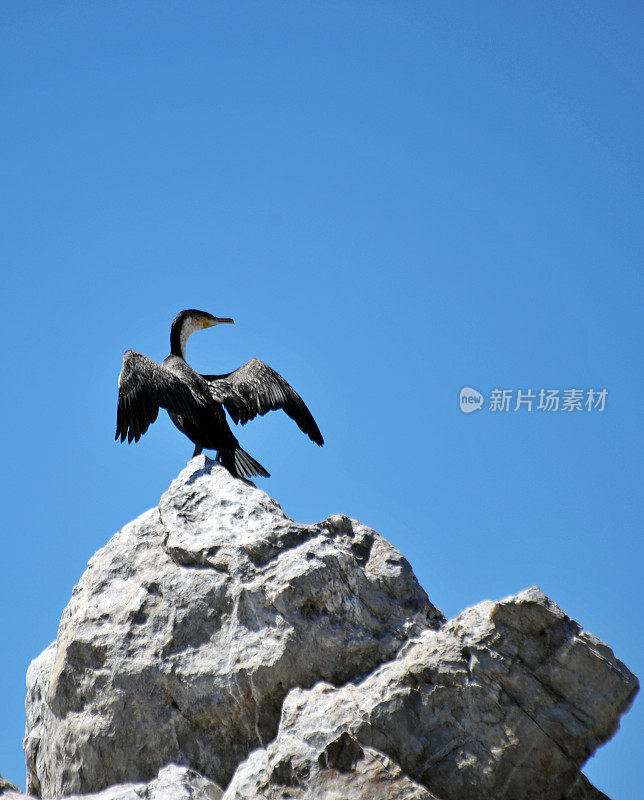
[202, 358, 323, 445]
[115, 351, 197, 444]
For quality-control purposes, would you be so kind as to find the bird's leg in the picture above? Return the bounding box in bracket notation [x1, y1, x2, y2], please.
[192, 444, 203, 458]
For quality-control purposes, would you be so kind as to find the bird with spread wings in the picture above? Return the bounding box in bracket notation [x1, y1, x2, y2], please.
[115, 309, 323, 478]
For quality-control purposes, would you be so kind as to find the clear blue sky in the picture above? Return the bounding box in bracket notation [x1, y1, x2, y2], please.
[1, 2, 642, 797]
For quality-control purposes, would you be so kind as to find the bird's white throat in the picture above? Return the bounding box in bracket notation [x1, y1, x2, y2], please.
[179, 317, 206, 359]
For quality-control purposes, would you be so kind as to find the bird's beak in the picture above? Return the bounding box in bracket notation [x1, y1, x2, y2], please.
[205, 317, 234, 328]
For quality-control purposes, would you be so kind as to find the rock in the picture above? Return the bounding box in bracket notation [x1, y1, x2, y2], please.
[0, 765, 222, 800]
[222, 587, 637, 800]
[25, 457, 442, 798]
[221, 734, 441, 799]
[0, 774, 27, 798]
[22, 458, 638, 799]
[564, 773, 610, 800]
[63, 765, 223, 800]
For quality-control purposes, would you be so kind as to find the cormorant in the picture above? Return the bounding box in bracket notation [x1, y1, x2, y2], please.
[115, 309, 323, 478]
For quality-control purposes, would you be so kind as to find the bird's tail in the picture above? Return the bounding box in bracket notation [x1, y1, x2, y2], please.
[218, 446, 270, 479]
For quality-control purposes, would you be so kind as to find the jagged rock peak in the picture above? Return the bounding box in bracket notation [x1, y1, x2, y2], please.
[25, 456, 443, 798]
[20, 458, 638, 799]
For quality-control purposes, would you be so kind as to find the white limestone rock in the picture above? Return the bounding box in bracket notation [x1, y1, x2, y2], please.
[25, 457, 442, 798]
[222, 587, 637, 800]
[64, 765, 222, 800]
[221, 734, 441, 799]
[0, 766, 221, 800]
[21, 457, 638, 799]
[0, 774, 27, 799]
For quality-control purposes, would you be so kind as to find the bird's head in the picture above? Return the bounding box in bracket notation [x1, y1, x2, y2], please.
[170, 309, 234, 358]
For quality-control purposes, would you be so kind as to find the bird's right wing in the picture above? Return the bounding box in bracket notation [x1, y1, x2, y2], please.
[115, 351, 197, 443]
[201, 358, 324, 445]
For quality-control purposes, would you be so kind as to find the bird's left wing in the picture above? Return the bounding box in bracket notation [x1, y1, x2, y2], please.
[115, 351, 197, 443]
[202, 358, 324, 445]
